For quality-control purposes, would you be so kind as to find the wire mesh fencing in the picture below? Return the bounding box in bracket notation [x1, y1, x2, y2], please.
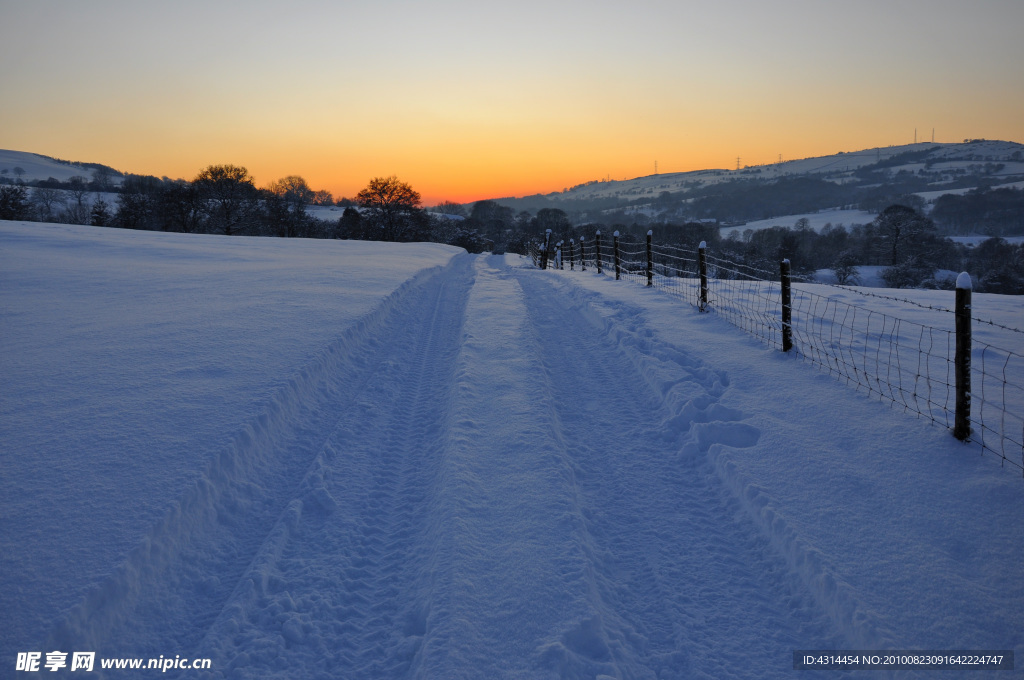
[532, 231, 1024, 476]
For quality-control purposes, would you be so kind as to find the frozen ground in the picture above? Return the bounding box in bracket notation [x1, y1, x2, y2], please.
[1, 222, 1022, 679]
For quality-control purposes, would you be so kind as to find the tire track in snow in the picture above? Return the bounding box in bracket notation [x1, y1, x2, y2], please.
[410, 256, 620, 679]
[45, 254, 472, 676]
[546, 273, 900, 654]
[513, 269, 844, 679]
[185, 253, 475, 679]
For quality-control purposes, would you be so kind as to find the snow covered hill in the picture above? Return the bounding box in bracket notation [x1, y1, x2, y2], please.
[553, 140, 1024, 203]
[1, 222, 1022, 679]
[0, 150, 122, 185]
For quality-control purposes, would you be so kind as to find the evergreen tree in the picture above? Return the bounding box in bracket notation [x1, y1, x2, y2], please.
[0, 185, 30, 220]
[90, 198, 110, 226]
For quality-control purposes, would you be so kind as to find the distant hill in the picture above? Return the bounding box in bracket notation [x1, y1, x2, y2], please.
[487, 140, 1024, 233]
[5, 141, 1022, 236]
[560, 140, 1023, 200]
[0, 150, 123, 185]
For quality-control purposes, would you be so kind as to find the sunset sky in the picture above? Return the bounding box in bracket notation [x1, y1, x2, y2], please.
[2, 0, 1022, 205]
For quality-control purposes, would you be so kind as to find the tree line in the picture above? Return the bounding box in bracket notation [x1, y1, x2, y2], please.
[0, 166, 498, 253]
[1, 165, 1019, 293]
[527, 204, 1023, 295]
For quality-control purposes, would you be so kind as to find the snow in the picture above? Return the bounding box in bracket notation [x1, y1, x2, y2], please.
[720, 209, 876, 237]
[949, 235, 1024, 247]
[0, 222, 459, 670]
[2, 221, 1023, 678]
[304, 204, 345, 221]
[915, 180, 1024, 206]
[560, 141, 1024, 203]
[812, 266, 896, 288]
[956, 271, 973, 290]
[0, 150, 121, 185]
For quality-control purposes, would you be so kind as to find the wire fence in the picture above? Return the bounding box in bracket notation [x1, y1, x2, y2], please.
[530, 232, 1024, 476]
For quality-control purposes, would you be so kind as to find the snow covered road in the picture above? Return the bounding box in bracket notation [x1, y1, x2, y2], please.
[2, 224, 1022, 679]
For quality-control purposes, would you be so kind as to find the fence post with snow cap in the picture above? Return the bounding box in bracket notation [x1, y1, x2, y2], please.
[580, 237, 586, 271]
[541, 229, 551, 269]
[699, 241, 708, 311]
[595, 231, 603, 274]
[569, 239, 575, 271]
[646, 230, 654, 287]
[780, 259, 793, 352]
[954, 272, 972, 441]
[613, 231, 621, 281]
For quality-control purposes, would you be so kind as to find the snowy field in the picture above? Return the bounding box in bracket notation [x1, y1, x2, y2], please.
[719, 209, 876, 237]
[2, 222, 1023, 679]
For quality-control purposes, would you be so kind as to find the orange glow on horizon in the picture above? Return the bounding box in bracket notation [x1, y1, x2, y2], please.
[2, 2, 1022, 208]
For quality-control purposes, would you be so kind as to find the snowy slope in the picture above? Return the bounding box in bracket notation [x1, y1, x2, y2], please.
[0, 150, 121, 184]
[2, 223, 1022, 679]
[555, 141, 1024, 203]
[0, 222, 460, 669]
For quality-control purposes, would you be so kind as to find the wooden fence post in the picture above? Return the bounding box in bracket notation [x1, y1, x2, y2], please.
[613, 231, 621, 280]
[580, 236, 587, 271]
[569, 239, 575, 271]
[557, 241, 563, 270]
[595, 231, 603, 274]
[699, 240, 708, 311]
[541, 229, 551, 269]
[646, 230, 653, 287]
[780, 259, 793, 352]
[954, 272, 972, 441]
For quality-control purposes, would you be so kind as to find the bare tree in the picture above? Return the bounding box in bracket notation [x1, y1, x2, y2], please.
[32, 187, 66, 221]
[434, 200, 466, 217]
[831, 250, 860, 285]
[267, 175, 314, 208]
[91, 167, 115, 192]
[265, 175, 315, 238]
[356, 176, 422, 241]
[193, 164, 258, 236]
[312, 189, 334, 206]
[160, 180, 205, 233]
[874, 204, 935, 266]
[64, 176, 91, 223]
